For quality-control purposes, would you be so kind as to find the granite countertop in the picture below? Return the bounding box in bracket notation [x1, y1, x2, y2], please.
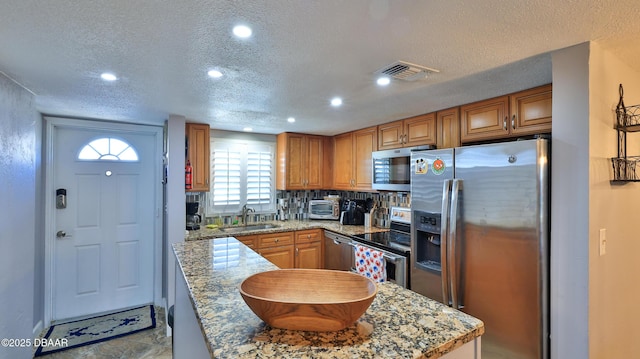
[185, 219, 389, 241]
[173, 237, 484, 359]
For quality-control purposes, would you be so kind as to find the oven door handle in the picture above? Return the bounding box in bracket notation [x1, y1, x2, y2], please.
[382, 253, 404, 263]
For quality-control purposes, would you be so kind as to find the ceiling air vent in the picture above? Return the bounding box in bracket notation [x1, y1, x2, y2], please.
[375, 61, 440, 82]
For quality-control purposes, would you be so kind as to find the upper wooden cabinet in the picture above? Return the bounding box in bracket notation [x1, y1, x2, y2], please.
[377, 113, 436, 150]
[436, 107, 461, 149]
[276, 133, 332, 190]
[460, 84, 552, 143]
[510, 84, 553, 136]
[185, 123, 210, 192]
[333, 126, 377, 191]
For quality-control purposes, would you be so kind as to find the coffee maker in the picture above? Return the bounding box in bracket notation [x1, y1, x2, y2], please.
[186, 202, 201, 230]
[339, 199, 366, 225]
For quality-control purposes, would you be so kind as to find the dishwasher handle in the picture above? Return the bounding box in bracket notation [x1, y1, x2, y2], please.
[326, 231, 353, 246]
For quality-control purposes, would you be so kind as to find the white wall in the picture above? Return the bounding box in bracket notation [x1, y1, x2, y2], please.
[550, 43, 591, 358]
[551, 41, 640, 359]
[165, 115, 186, 335]
[0, 74, 38, 359]
[588, 42, 640, 358]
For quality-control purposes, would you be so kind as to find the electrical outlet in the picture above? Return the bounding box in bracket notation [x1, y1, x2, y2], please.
[599, 228, 606, 256]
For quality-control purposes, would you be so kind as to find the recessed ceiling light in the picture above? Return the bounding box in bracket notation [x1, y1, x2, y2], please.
[243, 127, 253, 132]
[376, 77, 390, 86]
[233, 25, 252, 38]
[331, 97, 343, 107]
[207, 69, 223, 78]
[100, 72, 117, 81]
[287, 117, 295, 123]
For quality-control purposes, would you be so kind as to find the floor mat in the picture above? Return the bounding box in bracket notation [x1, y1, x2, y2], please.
[34, 305, 156, 356]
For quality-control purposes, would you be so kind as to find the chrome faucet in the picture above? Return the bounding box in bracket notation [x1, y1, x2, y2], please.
[241, 204, 255, 225]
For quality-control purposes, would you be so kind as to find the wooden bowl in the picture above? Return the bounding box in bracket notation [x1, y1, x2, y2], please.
[239, 269, 377, 331]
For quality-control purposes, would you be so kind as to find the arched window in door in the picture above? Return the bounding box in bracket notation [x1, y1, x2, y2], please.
[77, 137, 139, 161]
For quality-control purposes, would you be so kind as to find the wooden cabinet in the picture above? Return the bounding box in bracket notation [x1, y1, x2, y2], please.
[295, 241, 323, 269]
[378, 113, 436, 150]
[235, 235, 258, 249]
[252, 229, 323, 269]
[259, 246, 295, 269]
[294, 229, 323, 269]
[256, 232, 295, 269]
[510, 84, 553, 136]
[436, 107, 461, 149]
[333, 126, 377, 191]
[185, 123, 210, 192]
[460, 84, 552, 143]
[276, 133, 332, 190]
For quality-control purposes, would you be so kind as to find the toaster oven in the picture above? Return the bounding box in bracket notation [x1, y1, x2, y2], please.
[308, 200, 340, 220]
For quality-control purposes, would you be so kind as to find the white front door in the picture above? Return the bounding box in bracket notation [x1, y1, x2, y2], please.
[51, 124, 159, 321]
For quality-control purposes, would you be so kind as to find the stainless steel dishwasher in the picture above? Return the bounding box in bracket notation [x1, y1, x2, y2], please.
[324, 231, 355, 271]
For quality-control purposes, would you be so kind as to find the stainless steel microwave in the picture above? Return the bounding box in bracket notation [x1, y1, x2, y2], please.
[372, 146, 434, 191]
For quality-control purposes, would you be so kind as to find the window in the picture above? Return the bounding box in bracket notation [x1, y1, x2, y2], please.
[207, 137, 275, 214]
[77, 137, 138, 161]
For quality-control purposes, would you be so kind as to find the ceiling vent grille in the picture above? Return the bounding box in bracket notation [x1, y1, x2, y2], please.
[375, 61, 440, 82]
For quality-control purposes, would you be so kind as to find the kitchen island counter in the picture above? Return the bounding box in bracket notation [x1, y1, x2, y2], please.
[173, 237, 484, 359]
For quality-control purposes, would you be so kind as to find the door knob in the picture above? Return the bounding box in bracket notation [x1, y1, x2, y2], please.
[56, 230, 71, 238]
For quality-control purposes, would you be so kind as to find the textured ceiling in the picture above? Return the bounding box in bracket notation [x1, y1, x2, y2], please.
[1, 0, 640, 135]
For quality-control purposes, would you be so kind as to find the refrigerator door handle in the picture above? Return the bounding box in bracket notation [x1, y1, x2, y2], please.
[449, 179, 462, 309]
[440, 179, 452, 306]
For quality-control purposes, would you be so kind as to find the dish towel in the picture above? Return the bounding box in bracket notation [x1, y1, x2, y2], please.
[354, 244, 386, 283]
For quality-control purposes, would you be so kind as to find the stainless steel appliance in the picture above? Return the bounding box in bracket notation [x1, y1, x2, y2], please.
[186, 202, 201, 230]
[308, 199, 340, 220]
[351, 207, 411, 288]
[410, 138, 549, 359]
[372, 146, 433, 191]
[324, 231, 355, 271]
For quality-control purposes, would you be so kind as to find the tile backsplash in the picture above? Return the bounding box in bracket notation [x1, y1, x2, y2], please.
[275, 190, 411, 227]
[188, 190, 411, 228]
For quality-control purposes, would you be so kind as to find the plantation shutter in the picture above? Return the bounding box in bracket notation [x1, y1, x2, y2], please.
[211, 147, 242, 206]
[208, 138, 275, 214]
[246, 148, 272, 205]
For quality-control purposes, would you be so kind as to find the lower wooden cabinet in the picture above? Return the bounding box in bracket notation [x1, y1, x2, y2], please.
[243, 229, 324, 269]
[255, 232, 295, 269]
[235, 235, 257, 249]
[294, 229, 323, 269]
[259, 245, 295, 269]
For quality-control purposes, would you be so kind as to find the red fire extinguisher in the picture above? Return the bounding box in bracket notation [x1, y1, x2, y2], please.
[185, 160, 192, 190]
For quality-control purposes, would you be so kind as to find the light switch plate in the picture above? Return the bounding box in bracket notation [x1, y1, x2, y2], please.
[599, 228, 606, 256]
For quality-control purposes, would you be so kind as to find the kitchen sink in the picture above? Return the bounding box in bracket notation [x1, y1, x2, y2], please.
[219, 224, 280, 233]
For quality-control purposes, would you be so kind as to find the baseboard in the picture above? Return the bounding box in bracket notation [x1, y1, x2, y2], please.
[32, 320, 43, 338]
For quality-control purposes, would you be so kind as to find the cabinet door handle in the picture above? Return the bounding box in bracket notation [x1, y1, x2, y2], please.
[275, 238, 279, 243]
[503, 117, 508, 131]
[295, 247, 299, 256]
[511, 115, 516, 130]
[404, 134, 408, 144]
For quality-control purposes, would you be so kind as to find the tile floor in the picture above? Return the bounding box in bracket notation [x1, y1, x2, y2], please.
[35, 307, 172, 359]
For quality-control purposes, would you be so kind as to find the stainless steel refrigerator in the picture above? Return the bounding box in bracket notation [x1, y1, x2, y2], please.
[410, 138, 549, 359]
